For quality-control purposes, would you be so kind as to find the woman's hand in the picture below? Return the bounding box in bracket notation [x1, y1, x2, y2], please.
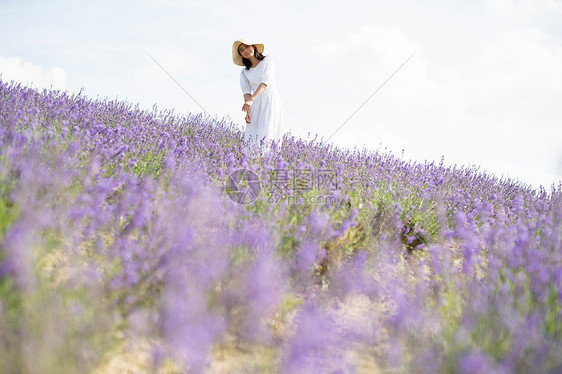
[245, 111, 251, 124]
[242, 98, 253, 112]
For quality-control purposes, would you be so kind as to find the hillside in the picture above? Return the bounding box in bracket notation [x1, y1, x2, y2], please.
[1, 79, 561, 373]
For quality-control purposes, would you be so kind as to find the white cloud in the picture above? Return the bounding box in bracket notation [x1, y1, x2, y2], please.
[313, 26, 420, 85]
[417, 27, 562, 185]
[485, 0, 562, 18]
[466, 27, 562, 115]
[297, 22, 562, 188]
[0, 55, 68, 90]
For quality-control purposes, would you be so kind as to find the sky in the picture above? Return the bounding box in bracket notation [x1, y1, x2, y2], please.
[1, 0, 561, 189]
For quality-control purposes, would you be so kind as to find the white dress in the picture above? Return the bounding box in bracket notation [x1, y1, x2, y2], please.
[240, 56, 283, 149]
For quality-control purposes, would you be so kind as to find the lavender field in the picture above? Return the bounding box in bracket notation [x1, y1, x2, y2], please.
[1, 78, 561, 373]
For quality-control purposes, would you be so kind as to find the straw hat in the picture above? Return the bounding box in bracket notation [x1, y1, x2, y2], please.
[232, 38, 264, 66]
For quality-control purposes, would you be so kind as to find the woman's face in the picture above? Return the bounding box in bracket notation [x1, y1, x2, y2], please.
[238, 43, 255, 59]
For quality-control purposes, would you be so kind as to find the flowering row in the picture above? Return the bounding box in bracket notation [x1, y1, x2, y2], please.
[0, 79, 561, 373]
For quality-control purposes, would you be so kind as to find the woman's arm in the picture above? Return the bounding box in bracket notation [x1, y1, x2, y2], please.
[243, 94, 252, 123]
[242, 83, 267, 112]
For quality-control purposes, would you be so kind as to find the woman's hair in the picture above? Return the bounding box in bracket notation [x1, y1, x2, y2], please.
[240, 46, 265, 70]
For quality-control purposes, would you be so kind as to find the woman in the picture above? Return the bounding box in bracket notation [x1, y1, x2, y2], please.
[232, 38, 283, 152]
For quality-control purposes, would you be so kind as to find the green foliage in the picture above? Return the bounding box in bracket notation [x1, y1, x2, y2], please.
[0, 196, 19, 243]
[545, 287, 562, 338]
[132, 149, 166, 177]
